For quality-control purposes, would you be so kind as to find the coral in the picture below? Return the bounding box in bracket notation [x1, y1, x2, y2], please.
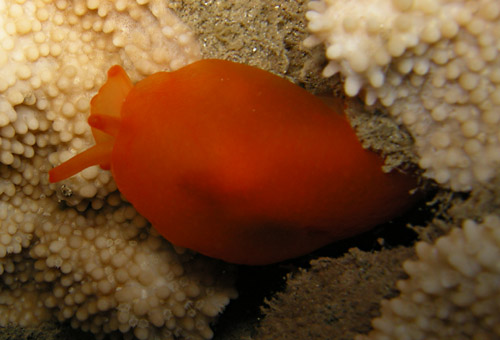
[0, 0, 200, 207]
[0, 0, 236, 339]
[305, 0, 500, 191]
[356, 215, 500, 340]
[0, 195, 236, 340]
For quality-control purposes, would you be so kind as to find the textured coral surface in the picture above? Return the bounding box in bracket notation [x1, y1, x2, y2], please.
[357, 216, 500, 340]
[306, 0, 500, 191]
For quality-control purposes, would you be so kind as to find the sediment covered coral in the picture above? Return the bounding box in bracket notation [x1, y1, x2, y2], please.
[356, 215, 500, 340]
[305, 0, 500, 191]
[0, 1, 236, 339]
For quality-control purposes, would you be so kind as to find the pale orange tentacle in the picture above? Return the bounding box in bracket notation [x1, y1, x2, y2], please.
[88, 114, 121, 137]
[49, 140, 114, 183]
[50, 65, 133, 183]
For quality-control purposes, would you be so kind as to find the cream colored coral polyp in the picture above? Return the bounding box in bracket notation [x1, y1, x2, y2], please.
[355, 216, 500, 340]
[306, 0, 500, 191]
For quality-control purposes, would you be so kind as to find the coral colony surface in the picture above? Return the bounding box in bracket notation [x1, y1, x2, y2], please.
[306, 0, 500, 192]
[355, 216, 500, 340]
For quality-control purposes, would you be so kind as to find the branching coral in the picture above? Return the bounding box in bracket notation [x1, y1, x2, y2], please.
[356, 215, 500, 340]
[305, 0, 500, 191]
[0, 1, 237, 339]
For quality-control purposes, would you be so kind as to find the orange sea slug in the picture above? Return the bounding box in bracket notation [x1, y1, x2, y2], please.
[49, 59, 418, 265]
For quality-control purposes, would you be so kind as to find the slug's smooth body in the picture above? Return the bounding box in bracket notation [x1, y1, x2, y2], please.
[50, 60, 417, 265]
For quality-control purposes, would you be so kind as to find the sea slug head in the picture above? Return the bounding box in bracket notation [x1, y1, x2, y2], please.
[49, 65, 132, 183]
